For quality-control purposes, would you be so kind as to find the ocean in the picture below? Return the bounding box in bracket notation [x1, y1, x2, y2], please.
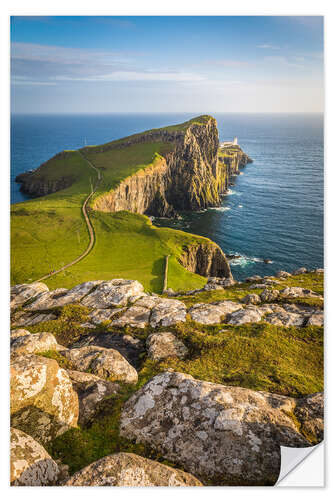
[11, 112, 324, 281]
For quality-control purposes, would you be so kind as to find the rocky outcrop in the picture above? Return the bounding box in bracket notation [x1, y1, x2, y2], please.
[10, 331, 59, 357]
[92, 116, 252, 217]
[67, 370, 120, 426]
[10, 428, 61, 486]
[65, 452, 202, 486]
[15, 151, 77, 197]
[10, 354, 79, 444]
[146, 331, 188, 361]
[120, 372, 323, 485]
[179, 242, 232, 279]
[60, 346, 138, 384]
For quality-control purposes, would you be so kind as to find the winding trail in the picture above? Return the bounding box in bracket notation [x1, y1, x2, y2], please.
[34, 151, 102, 283]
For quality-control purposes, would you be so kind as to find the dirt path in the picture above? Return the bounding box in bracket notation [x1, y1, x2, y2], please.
[34, 152, 102, 283]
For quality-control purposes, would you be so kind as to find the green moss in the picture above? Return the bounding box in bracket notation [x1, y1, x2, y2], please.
[36, 350, 74, 370]
[28, 304, 90, 346]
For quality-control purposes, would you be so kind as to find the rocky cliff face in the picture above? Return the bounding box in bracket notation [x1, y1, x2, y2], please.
[92, 117, 252, 216]
[15, 151, 75, 197]
[179, 242, 232, 279]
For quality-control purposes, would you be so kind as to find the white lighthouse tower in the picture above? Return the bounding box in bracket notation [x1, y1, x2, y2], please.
[233, 137, 238, 145]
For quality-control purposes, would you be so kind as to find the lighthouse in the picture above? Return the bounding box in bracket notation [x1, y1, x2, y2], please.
[233, 137, 238, 145]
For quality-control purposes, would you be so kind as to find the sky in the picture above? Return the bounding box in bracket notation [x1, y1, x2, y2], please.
[10, 16, 324, 114]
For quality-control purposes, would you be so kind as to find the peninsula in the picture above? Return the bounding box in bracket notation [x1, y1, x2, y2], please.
[12, 115, 251, 291]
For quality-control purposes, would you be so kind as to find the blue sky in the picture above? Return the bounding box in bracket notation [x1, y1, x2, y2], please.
[10, 16, 324, 113]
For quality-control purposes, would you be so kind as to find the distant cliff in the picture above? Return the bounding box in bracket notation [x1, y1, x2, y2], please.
[91, 116, 252, 216]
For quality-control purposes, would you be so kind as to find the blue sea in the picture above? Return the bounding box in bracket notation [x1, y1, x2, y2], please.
[11, 113, 324, 281]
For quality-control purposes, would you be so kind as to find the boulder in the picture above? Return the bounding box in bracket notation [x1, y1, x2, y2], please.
[112, 305, 151, 329]
[65, 452, 202, 486]
[88, 307, 124, 325]
[264, 311, 305, 327]
[241, 294, 261, 305]
[70, 332, 144, 368]
[11, 328, 31, 341]
[146, 332, 188, 361]
[189, 303, 224, 325]
[249, 283, 269, 290]
[245, 276, 262, 283]
[11, 310, 57, 327]
[150, 298, 186, 328]
[294, 393, 324, 443]
[276, 271, 292, 278]
[11, 331, 59, 357]
[61, 346, 138, 384]
[67, 370, 119, 426]
[315, 268, 324, 274]
[10, 354, 78, 444]
[306, 312, 324, 326]
[120, 372, 314, 486]
[81, 279, 144, 308]
[189, 301, 242, 324]
[260, 289, 280, 302]
[280, 287, 320, 299]
[10, 428, 60, 486]
[24, 281, 102, 311]
[10, 282, 49, 310]
[227, 306, 262, 325]
[293, 267, 307, 275]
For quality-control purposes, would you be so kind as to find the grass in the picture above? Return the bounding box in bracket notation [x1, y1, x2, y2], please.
[11, 129, 214, 292]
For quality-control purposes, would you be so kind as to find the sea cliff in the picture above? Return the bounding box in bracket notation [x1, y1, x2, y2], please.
[90, 116, 252, 216]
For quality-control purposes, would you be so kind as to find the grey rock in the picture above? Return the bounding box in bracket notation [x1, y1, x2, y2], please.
[249, 283, 269, 290]
[81, 279, 144, 309]
[294, 393, 324, 443]
[67, 370, 119, 426]
[61, 346, 138, 384]
[280, 287, 321, 299]
[88, 308, 124, 325]
[11, 328, 31, 341]
[11, 331, 59, 357]
[245, 275, 262, 283]
[260, 289, 280, 302]
[11, 310, 57, 327]
[24, 281, 102, 311]
[10, 354, 78, 444]
[150, 298, 186, 328]
[264, 311, 305, 327]
[64, 452, 202, 486]
[227, 306, 262, 325]
[70, 332, 144, 368]
[120, 372, 314, 485]
[189, 301, 242, 324]
[276, 271, 292, 278]
[11, 428, 60, 486]
[293, 267, 307, 275]
[112, 305, 151, 329]
[241, 294, 261, 305]
[147, 332, 188, 361]
[306, 312, 324, 326]
[10, 282, 49, 310]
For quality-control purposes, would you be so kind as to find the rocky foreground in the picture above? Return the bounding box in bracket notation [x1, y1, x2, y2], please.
[10, 268, 324, 486]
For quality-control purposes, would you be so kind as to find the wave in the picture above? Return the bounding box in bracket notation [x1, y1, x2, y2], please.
[208, 206, 231, 212]
[228, 253, 273, 268]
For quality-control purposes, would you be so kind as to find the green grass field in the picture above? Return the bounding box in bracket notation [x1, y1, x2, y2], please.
[11, 130, 210, 291]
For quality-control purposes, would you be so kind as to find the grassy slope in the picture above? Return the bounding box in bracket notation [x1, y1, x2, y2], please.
[11, 120, 211, 292]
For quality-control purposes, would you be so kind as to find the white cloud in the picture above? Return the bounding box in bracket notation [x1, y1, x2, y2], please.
[257, 44, 281, 50]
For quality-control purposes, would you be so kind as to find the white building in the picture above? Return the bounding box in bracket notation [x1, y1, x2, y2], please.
[220, 137, 238, 148]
